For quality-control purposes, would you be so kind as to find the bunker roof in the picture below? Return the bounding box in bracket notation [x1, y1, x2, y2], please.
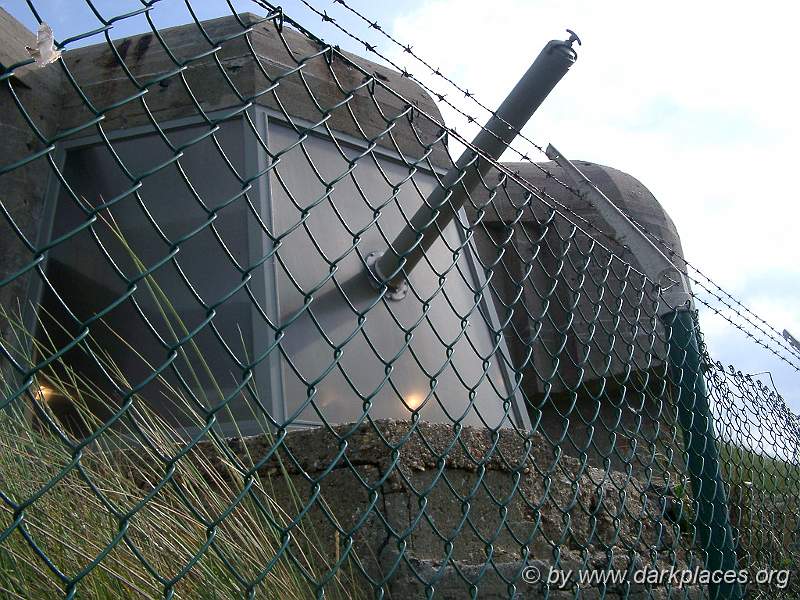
[58, 13, 450, 168]
[468, 160, 685, 267]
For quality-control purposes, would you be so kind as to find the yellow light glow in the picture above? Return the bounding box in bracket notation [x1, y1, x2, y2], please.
[405, 393, 424, 411]
[33, 385, 55, 403]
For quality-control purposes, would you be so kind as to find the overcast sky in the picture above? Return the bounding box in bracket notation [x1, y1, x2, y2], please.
[382, 0, 800, 410]
[5, 0, 799, 409]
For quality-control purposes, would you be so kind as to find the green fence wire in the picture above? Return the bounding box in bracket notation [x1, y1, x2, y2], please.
[0, 2, 798, 599]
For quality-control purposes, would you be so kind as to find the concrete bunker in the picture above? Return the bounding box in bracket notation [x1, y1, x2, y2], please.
[469, 161, 687, 469]
[4, 12, 522, 437]
[2, 11, 686, 470]
[0, 9, 710, 597]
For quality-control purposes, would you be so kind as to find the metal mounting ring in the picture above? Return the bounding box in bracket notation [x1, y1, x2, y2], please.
[365, 251, 408, 301]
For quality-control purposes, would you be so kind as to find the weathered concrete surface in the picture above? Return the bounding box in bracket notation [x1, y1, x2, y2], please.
[57, 13, 450, 169]
[467, 161, 688, 473]
[203, 420, 696, 598]
[468, 160, 686, 398]
[0, 8, 449, 386]
[0, 8, 65, 349]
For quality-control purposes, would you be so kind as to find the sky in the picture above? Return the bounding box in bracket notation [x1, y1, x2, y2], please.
[4, 0, 799, 409]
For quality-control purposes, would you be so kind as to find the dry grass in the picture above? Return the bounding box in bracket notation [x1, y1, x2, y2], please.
[0, 347, 365, 600]
[0, 204, 367, 598]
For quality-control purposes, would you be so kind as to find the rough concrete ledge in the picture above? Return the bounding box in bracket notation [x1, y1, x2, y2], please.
[184, 420, 695, 598]
[0, 8, 65, 347]
[228, 419, 548, 475]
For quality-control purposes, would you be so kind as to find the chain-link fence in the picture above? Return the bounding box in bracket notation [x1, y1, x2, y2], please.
[1, 2, 798, 599]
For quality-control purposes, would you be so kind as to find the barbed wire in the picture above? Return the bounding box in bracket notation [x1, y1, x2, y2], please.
[250, 2, 644, 264]
[629, 219, 800, 363]
[2, 3, 799, 597]
[296, 0, 800, 372]
[19, 0, 798, 371]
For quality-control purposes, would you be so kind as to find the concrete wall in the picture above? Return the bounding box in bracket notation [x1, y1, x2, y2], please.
[0, 10, 707, 598]
[0, 9, 449, 352]
[56, 12, 449, 168]
[0, 9, 65, 348]
[0, 9, 684, 470]
[208, 421, 699, 598]
[467, 162, 687, 471]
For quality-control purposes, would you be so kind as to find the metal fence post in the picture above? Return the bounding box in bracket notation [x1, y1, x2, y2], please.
[663, 308, 741, 600]
[547, 145, 742, 600]
[368, 31, 580, 298]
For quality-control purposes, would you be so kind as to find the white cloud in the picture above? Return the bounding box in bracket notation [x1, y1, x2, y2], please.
[388, 0, 800, 403]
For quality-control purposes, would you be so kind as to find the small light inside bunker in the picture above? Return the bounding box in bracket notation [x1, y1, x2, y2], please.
[33, 385, 55, 403]
[405, 393, 424, 411]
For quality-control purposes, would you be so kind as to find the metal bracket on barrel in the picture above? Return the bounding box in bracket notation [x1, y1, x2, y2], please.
[365, 250, 408, 301]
